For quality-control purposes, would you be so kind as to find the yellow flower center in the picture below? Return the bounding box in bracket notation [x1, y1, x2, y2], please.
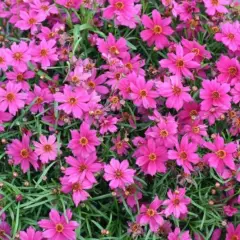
[215, 150, 226, 159]
[153, 25, 162, 34]
[55, 223, 64, 233]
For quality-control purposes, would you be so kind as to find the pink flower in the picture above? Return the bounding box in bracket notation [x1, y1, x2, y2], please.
[146, 118, 178, 148]
[216, 55, 240, 85]
[0, 81, 27, 115]
[9, 41, 31, 72]
[168, 135, 199, 174]
[0, 221, 11, 240]
[68, 122, 100, 157]
[38, 209, 79, 240]
[60, 176, 92, 206]
[67, 66, 91, 86]
[0, 48, 10, 71]
[97, 33, 129, 59]
[226, 223, 240, 240]
[215, 22, 240, 52]
[140, 10, 173, 49]
[99, 116, 118, 135]
[20, 227, 43, 240]
[31, 39, 58, 69]
[157, 75, 192, 111]
[168, 228, 191, 240]
[130, 74, 158, 109]
[65, 154, 102, 184]
[200, 79, 231, 111]
[223, 205, 238, 217]
[204, 135, 236, 173]
[203, 0, 229, 16]
[29, 0, 58, 18]
[103, 158, 135, 189]
[15, 10, 45, 34]
[56, 0, 82, 9]
[33, 135, 58, 164]
[27, 85, 53, 113]
[103, 0, 140, 28]
[111, 134, 129, 156]
[231, 83, 240, 104]
[7, 134, 38, 173]
[136, 138, 167, 176]
[0, 111, 12, 131]
[54, 85, 90, 119]
[163, 188, 191, 219]
[159, 45, 200, 79]
[137, 196, 164, 232]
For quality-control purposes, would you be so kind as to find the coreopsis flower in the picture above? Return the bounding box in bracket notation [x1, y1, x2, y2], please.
[54, 85, 90, 119]
[7, 134, 38, 173]
[168, 228, 191, 240]
[60, 176, 92, 206]
[0, 221, 11, 240]
[111, 134, 129, 156]
[159, 44, 200, 79]
[140, 10, 173, 49]
[0, 48, 10, 71]
[103, 0, 141, 28]
[31, 39, 58, 69]
[129, 74, 159, 109]
[204, 135, 236, 173]
[216, 55, 240, 85]
[226, 223, 240, 240]
[199, 79, 231, 111]
[65, 154, 102, 183]
[38, 209, 79, 240]
[103, 158, 135, 189]
[15, 10, 45, 34]
[9, 41, 31, 72]
[163, 188, 191, 219]
[203, 0, 229, 16]
[215, 21, 240, 52]
[0, 111, 12, 131]
[20, 227, 43, 240]
[29, 0, 58, 18]
[56, 0, 82, 9]
[68, 122, 100, 157]
[33, 135, 58, 164]
[231, 83, 240, 104]
[136, 138, 168, 176]
[97, 33, 129, 59]
[137, 196, 164, 232]
[168, 135, 200, 174]
[99, 116, 118, 135]
[157, 75, 192, 111]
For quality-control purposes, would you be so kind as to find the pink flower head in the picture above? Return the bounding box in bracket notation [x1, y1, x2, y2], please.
[56, 0, 82, 9]
[200, 79, 231, 111]
[231, 83, 240, 104]
[103, 0, 140, 28]
[60, 176, 92, 206]
[65, 154, 102, 184]
[163, 188, 191, 219]
[0, 81, 27, 115]
[99, 116, 118, 135]
[168, 135, 199, 174]
[15, 10, 45, 34]
[103, 158, 135, 189]
[136, 138, 167, 176]
[20, 227, 43, 240]
[0, 221, 11, 240]
[168, 227, 191, 240]
[54, 85, 90, 119]
[68, 122, 100, 157]
[159, 44, 200, 79]
[226, 223, 240, 240]
[68, 66, 91, 86]
[38, 209, 79, 240]
[33, 135, 58, 164]
[0, 111, 12, 131]
[146, 119, 178, 148]
[216, 55, 240, 85]
[130, 74, 158, 109]
[97, 33, 129, 59]
[137, 196, 164, 232]
[157, 75, 192, 111]
[140, 10, 173, 49]
[30, 0, 58, 18]
[215, 21, 240, 52]
[0, 48, 10, 71]
[31, 39, 58, 69]
[111, 134, 129, 156]
[203, 0, 229, 16]
[9, 41, 31, 72]
[7, 134, 38, 173]
[204, 135, 236, 173]
[223, 205, 238, 217]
